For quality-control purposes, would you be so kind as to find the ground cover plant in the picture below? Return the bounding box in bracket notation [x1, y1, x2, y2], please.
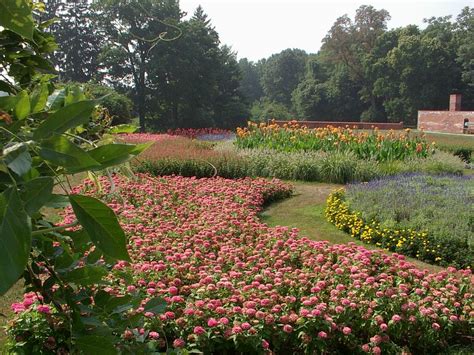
[7, 174, 474, 354]
[326, 174, 474, 268]
[236, 121, 433, 162]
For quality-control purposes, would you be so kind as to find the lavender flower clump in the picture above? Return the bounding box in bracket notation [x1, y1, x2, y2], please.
[346, 174, 473, 267]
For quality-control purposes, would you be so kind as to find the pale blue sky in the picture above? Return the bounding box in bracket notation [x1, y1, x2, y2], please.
[179, 0, 472, 61]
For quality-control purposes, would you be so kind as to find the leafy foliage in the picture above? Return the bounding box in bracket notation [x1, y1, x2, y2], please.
[0, 1, 153, 352]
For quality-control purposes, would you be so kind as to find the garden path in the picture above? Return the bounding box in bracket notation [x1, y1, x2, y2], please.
[261, 181, 442, 272]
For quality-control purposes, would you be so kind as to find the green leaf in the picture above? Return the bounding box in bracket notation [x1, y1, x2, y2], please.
[88, 142, 152, 170]
[34, 100, 97, 140]
[3, 142, 32, 176]
[44, 194, 70, 208]
[14, 90, 30, 120]
[30, 82, 49, 113]
[75, 335, 116, 355]
[62, 265, 108, 286]
[20, 176, 53, 216]
[46, 88, 66, 110]
[0, 188, 32, 295]
[0, 0, 34, 40]
[39, 135, 101, 173]
[108, 124, 138, 134]
[69, 195, 130, 261]
[0, 95, 19, 111]
[65, 85, 86, 105]
[144, 297, 166, 314]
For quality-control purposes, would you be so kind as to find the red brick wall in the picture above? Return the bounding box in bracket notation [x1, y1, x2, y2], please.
[272, 120, 404, 130]
[417, 111, 474, 134]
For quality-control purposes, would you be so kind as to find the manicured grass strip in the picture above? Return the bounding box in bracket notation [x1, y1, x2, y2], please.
[261, 181, 442, 272]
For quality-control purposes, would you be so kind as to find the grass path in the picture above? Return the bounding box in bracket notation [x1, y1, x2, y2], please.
[261, 181, 442, 273]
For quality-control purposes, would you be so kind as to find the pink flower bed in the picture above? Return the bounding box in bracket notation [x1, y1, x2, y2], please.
[166, 128, 234, 140]
[13, 175, 473, 353]
[118, 133, 175, 144]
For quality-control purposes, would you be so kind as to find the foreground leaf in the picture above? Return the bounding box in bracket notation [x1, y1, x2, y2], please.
[69, 195, 130, 261]
[144, 297, 166, 314]
[75, 335, 116, 355]
[0, 188, 32, 294]
[0, 0, 34, 40]
[20, 176, 54, 215]
[88, 142, 152, 170]
[34, 100, 97, 139]
[3, 142, 32, 176]
[62, 265, 108, 286]
[39, 135, 101, 173]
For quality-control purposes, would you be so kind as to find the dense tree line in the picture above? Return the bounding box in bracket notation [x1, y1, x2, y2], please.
[243, 6, 474, 125]
[42, 2, 473, 128]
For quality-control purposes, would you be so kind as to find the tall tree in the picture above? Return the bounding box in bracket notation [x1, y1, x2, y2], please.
[147, 6, 245, 128]
[238, 58, 263, 104]
[260, 48, 308, 108]
[321, 5, 391, 121]
[40, 0, 102, 82]
[94, 0, 182, 130]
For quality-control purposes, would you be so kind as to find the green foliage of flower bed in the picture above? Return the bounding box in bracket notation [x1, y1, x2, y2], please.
[132, 135, 465, 184]
[327, 174, 473, 268]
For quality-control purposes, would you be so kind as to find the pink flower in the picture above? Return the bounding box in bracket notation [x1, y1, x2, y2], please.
[391, 314, 402, 323]
[283, 324, 293, 333]
[219, 317, 229, 325]
[361, 344, 370, 352]
[380, 323, 388, 332]
[148, 331, 160, 340]
[173, 338, 185, 348]
[372, 346, 381, 354]
[207, 318, 219, 327]
[432, 323, 441, 330]
[342, 327, 351, 335]
[318, 331, 328, 339]
[193, 326, 205, 335]
[37, 305, 51, 314]
[262, 339, 270, 349]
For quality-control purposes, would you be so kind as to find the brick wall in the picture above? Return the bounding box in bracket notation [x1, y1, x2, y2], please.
[417, 111, 474, 134]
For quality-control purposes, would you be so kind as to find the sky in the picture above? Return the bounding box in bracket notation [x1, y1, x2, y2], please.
[179, 0, 472, 61]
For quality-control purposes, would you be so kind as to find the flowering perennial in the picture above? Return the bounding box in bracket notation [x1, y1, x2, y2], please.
[9, 175, 473, 353]
[236, 121, 433, 162]
[325, 189, 445, 264]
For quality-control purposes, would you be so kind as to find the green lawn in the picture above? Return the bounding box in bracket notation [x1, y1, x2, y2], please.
[261, 181, 443, 273]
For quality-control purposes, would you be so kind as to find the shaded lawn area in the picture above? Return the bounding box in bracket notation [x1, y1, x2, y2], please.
[260, 181, 443, 273]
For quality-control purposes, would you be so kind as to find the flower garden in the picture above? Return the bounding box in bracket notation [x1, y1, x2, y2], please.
[326, 174, 473, 268]
[6, 174, 474, 354]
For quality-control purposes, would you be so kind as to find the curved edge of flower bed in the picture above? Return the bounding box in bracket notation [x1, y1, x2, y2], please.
[325, 189, 471, 268]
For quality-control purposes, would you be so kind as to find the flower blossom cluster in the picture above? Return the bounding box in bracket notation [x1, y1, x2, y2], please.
[16, 175, 474, 353]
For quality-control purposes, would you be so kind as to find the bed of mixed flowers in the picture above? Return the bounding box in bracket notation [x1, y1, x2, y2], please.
[236, 121, 434, 162]
[7, 175, 473, 354]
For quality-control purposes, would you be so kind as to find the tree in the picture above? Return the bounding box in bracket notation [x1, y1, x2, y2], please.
[39, 0, 102, 82]
[94, 0, 182, 131]
[321, 5, 391, 121]
[147, 6, 246, 128]
[260, 48, 308, 108]
[238, 58, 264, 104]
[455, 7, 474, 109]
